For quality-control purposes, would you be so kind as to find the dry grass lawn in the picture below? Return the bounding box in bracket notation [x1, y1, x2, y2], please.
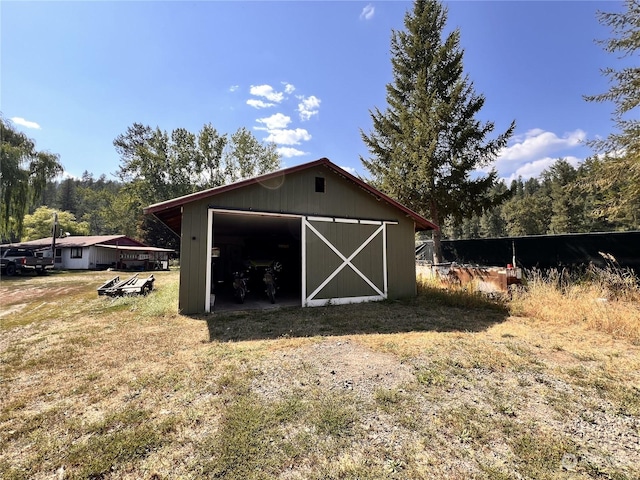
[1, 269, 639, 479]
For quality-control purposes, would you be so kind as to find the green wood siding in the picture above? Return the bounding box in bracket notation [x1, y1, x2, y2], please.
[193, 166, 400, 220]
[179, 203, 209, 314]
[386, 218, 418, 298]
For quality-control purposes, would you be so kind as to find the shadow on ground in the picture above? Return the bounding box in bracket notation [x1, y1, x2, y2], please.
[200, 291, 510, 342]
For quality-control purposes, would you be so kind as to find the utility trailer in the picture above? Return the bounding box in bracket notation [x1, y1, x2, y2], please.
[97, 273, 155, 296]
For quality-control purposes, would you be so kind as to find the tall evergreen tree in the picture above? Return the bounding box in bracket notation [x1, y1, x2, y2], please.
[461, 215, 481, 239]
[58, 177, 77, 213]
[360, 0, 515, 263]
[544, 159, 581, 234]
[574, 156, 630, 230]
[502, 176, 552, 237]
[583, 0, 639, 226]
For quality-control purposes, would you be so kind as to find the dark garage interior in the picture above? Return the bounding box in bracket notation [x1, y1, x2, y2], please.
[209, 211, 302, 309]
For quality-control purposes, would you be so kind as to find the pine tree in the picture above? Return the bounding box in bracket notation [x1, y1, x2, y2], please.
[360, 0, 514, 263]
[58, 177, 77, 213]
[583, 0, 639, 227]
[544, 159, 581, 234]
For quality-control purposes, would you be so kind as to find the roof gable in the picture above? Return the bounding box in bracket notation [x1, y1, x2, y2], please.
[144, 158, 438, 233]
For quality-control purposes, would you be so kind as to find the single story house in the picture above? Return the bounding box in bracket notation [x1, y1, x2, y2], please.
[9, 235, 174, 271]
[145, 158, 437, 314]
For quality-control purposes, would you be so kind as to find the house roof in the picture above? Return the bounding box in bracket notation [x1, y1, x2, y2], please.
[4, 235, 173, 252]
[3, 235, 127, 249]
[144, 158, 439, 233]
[19, 235, 132, 248]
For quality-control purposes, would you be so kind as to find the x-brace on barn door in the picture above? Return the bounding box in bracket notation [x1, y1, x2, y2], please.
[302, 216, 394, 307]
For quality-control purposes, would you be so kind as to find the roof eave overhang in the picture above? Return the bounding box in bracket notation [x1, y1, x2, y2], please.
[144, 158, 439, 234]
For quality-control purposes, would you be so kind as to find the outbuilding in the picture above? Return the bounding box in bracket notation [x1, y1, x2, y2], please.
[144, 158, 437, 314]
[9, 235, 174, 271]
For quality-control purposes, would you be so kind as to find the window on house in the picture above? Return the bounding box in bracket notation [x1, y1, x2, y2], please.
[315, 176, 325, 193]
[70, 247, 82, 259]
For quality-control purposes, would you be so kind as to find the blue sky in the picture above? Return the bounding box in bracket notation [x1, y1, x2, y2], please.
[1, 1, 627, 184]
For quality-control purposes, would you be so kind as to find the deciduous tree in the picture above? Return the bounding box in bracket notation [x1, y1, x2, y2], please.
[0, 117, 63, 241]
[22, 206, 89, 241]
[224, 127, 280, 183]
[113, 122, 281, 248]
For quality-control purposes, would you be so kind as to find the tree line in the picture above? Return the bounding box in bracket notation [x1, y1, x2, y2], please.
[8, 143, 637, 249]
[439, 156, 639, 240]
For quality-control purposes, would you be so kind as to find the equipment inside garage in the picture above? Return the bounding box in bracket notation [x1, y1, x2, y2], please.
[209, 211, 302, 307]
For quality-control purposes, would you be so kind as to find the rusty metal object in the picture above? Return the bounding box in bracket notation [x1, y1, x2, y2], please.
[418, 262, 522, 293]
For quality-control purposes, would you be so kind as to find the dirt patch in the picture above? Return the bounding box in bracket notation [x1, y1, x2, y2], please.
[0, 285, 78, 305]
[252, 339, 415, 399]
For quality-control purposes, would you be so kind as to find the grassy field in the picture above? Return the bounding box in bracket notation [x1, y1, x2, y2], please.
[1, 268, 639, 479]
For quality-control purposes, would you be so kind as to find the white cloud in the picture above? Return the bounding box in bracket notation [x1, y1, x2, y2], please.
[277, 147, 307, 158]
[256, 113, 291, 130]
[501, 155, 583, 184]
[498, 128, 585, 162]
[11, 117, 41, 129]
[502, 157, 556, 183]
[229, 85, 239, 92]
[264, 128, 311, 145]
[247, 99, 275, 109]
[250, 84, 285, 103]
[55, 170, 77, 181]
[494, 128, 586, 179]
[247, 82, 316, 153]
[298, 95, 321, 121]
[360, 4, 375, 20]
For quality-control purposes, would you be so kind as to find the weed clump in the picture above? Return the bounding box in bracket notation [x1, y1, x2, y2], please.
[509, 265, 640, 343]
[416, 274, 508, 311]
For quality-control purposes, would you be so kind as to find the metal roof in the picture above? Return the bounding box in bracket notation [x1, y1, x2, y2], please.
[144, 157, 438, 233]
[3, 235, 129, 248]
[3, 235, 173, 251]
